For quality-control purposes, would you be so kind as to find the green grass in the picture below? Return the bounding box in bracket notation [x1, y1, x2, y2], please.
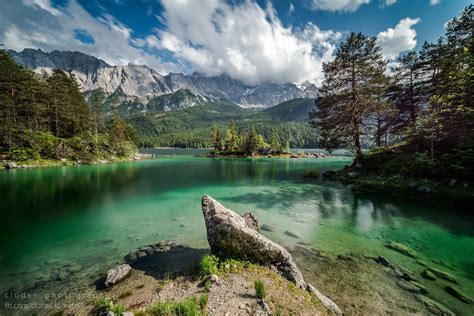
[200, 255, 219, 276]
[146, 295, 206, 316]
[204, 279, 212, 292]
[119, 288, 133, 298]
[254, 279, 266, 300]
[95, 297, 126, 314]
[199, 294, 208, 311]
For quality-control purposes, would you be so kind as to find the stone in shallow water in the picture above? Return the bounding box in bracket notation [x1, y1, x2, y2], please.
[396, 279, 428, 294]
[427, 267, 458, 284]
[415, 295, 455, 316]
[105, 264, 131, 287]
[260, 224, 275, 232]
[284, 231, 300, 238]
[385, 242, 417, 258]
[421, 269, 437, 280]
[201, 195, 342, 316]
[444, 285, 473, 304]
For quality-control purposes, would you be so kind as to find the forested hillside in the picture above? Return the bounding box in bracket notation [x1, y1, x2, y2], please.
[128, 98, 318, 148]
[0, 50, 137, 163]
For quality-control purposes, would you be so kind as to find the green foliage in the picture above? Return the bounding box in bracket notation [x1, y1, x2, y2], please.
[312, 5, 473, 178]
[146, 296, 202, 316]
[127, 98, 319, 149]
[254, 279, 266, 300]
[310, 32, 387, 158]
[204, 279, 212, 292]
[94, 297, 126, 315]
[200, 255, 219, 276]
[0, 50, 138, 161]
[199, 293, 208, 311]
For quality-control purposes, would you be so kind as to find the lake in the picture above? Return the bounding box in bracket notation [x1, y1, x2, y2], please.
[0, 152, 473, 314]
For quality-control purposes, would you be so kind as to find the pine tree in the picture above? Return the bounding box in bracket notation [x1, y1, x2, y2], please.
[310, 32, 387, 158]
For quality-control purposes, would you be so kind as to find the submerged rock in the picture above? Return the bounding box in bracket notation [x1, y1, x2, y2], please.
[421, 269, 437, 280]
[201, 195, 342, 315]
[372, 256, 394, 269]
[415, 295, 455, 316]
[105, 264, 131, 287]
[260, 224, 275, 232]
[444, 285, 473, 304]
[307, 284, 343, 316]
[385, 242, 417, 258]
[396, 280, 428, 294]
[284, 231, 300, 238]
[427, 267, 458, 284]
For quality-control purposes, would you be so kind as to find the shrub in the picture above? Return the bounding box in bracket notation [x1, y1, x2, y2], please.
[254, 279, 266, 300]
[200, 255, 219, 276]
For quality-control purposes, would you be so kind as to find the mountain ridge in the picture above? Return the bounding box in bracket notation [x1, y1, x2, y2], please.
[8, 48, 318, 109]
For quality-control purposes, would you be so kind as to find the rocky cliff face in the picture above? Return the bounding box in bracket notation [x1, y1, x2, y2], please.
[9, 48, 318, 109]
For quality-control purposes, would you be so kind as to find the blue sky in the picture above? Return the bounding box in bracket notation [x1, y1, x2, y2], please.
[0, 0, 471, 85]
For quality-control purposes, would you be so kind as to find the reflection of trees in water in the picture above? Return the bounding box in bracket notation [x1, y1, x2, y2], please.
[0, 164, 140, 219]
[223, 180, 401, 231]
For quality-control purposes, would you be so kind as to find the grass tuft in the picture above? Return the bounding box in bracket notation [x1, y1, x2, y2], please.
[254, 279, 266, 300]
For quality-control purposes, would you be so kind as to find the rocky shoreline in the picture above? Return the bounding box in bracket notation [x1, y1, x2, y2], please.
[1, 153, 153, 170]
[3, 196, 471, 315]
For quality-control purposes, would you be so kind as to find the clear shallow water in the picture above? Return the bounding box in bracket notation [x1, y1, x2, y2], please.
[0, 155, 473, 314]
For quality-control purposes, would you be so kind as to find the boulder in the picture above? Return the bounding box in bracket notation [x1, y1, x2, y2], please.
[242, 213, 259, 232]
[4, 162, 18, 169]
[105, 264, 131, 287]
[201, 195, 342, 315]
[415, 295, 455, 316]
[202, 195, 305, 287]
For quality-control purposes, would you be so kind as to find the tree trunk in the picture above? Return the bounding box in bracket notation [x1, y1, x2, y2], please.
[353, 121, 362, 159]
[376, 115, 382, 147]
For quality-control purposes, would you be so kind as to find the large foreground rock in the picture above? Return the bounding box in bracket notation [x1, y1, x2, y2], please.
[105, 264, 131, 287]
[201, 195, 342, 315]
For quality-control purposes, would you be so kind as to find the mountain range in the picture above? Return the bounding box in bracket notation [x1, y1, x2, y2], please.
[9, 48, 318, 110]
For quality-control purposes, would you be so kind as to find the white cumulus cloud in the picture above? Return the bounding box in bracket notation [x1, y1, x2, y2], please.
[430, 0, 440, 5]
[141, 0, 340, 85]
[377, 17, 420, 60]
[309, 0, 371, 12]
[0, 0, 177, 73]
[385, 0, 397, 6]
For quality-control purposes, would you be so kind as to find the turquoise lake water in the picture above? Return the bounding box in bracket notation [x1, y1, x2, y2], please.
[0, 154, 473, 314]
